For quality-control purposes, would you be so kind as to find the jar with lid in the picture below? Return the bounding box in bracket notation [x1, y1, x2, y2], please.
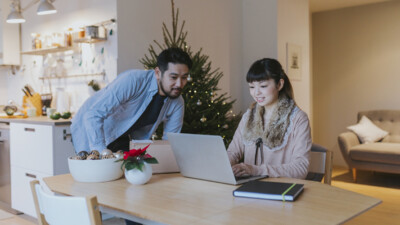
[31, 33, 41, 49]
[78, 27, 85, 39]
[64, 28, 73, 47]
[52, 32, 63, 47]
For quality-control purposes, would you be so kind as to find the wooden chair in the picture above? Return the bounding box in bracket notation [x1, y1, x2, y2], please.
[306, 144, 333, 185]
[30, 180, 102, 225]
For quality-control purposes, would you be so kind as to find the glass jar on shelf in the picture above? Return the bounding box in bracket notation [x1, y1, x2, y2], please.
[31, 33, 41, 49]
[78, 27, 85, 39]
[52, 32, 63, 47]
[64, 28, 73, 47]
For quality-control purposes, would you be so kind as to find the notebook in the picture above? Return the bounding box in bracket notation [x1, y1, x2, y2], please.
[130, 140, 180, 174]
[166, 132, 267, 185]
[233, 180, 304, 201]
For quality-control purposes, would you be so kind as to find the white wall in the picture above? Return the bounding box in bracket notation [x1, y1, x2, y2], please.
[118, 0, 311, 115]
[241, 0, 278, 111]
[3, 0, 117, 112]
[0, 0, 311, 121]
[277, 0, 311, 117]
[312, 1, 400, 166]
[117, 0, 242, 112]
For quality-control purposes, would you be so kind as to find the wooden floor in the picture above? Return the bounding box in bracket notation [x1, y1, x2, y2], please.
[332, 166, 400, 225]
[1, 166, 399, 225]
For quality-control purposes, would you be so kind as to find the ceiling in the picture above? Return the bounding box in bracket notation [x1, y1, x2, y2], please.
[310, 0, 392, 13]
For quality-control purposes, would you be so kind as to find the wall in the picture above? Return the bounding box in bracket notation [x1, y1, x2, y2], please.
[277, 0, 311, 118]
[241, 0, 278, 111]
[117, 0, 242, 111]
[312, 1, 400, 166]
[3, 0, 117, 112]
[118, 0, 311, 115]
[0, 0, 311, 123]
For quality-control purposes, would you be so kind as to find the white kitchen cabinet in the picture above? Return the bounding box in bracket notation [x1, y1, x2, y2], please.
[10, 166, 50, 217]
[10, 122, 75, 217]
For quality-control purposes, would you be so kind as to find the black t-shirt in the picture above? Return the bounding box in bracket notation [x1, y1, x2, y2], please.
[107, 93, 167, 151]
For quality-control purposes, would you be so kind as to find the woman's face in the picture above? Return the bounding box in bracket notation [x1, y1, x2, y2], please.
[248, 79, 283, 107]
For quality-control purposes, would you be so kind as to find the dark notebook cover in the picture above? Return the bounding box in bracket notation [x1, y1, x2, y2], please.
[233, 180, 304, 201]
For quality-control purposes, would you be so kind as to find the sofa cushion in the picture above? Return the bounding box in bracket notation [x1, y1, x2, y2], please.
[347, 116, 388, 143]
[349, 143, 400, 165]
[382, 135, 400, 143]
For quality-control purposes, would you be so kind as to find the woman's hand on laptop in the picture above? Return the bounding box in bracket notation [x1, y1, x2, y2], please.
[232, 163, 255, 177]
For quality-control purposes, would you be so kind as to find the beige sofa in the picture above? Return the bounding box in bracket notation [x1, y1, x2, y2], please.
[338, 110, 400, 182]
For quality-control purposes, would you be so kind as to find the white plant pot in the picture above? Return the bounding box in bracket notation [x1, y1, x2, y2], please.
[124, 162, 152, 185]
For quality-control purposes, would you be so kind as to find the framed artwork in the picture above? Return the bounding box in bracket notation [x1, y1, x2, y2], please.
[286, 43, 302, 81]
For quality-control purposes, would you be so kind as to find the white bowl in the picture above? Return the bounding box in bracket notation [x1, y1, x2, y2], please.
[68, 157, 123, 182]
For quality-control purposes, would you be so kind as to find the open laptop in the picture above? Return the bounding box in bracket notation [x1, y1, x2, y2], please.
[166, 133, 267, 185]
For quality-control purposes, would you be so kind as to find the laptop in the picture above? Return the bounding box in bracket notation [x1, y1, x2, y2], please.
[166, 133, 267, 185]
[130, 140, 180, 174]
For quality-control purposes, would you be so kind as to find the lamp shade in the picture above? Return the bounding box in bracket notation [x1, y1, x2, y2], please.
[6, 9, 25, 23]
[37, 0, 57, 15]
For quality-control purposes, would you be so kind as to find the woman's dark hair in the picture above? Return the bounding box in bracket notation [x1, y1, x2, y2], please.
[246, 58, 294, 100]
[157, 48, 192, 73]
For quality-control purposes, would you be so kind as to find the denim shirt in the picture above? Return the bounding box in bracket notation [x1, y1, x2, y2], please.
[71, 69, 185, 152]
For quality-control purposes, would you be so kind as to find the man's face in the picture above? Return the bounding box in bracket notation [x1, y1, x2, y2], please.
[155, 63, 190, 99]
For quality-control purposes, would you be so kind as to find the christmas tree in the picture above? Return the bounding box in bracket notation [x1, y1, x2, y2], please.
[140, 0, 240, 146]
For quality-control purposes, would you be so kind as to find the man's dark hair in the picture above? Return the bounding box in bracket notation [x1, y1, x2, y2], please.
[156, 48, 192, 73]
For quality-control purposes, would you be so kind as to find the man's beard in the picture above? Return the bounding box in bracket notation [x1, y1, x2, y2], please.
[159, 80, 182, 99]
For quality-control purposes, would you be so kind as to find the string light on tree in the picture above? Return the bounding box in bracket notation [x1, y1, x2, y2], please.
[139, 0, 241, 146]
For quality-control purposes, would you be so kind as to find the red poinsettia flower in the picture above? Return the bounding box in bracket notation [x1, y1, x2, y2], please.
[116, 144, 158, 172]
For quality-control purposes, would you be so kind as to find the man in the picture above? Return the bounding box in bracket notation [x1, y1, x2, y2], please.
[71, 48, 192, 153]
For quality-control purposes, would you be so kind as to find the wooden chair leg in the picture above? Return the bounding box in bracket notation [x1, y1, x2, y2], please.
[352, 168, 357, 182]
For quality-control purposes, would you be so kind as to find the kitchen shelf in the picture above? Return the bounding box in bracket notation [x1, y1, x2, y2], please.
[74, 37, 107, 44]
[21, 46, 78, 56]
[38, 72, 105, 80]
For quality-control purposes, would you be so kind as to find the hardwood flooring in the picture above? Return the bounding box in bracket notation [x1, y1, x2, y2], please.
[332, 166, 400, 225]
[1, 167, 398, 225]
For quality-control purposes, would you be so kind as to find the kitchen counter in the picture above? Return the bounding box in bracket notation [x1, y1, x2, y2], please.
[0, 116, 71, 125]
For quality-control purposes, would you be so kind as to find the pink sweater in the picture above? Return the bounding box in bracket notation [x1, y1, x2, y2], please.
[227, 107, 311, 179]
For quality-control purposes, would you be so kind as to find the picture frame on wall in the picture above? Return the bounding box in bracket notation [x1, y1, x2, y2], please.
[286, 43, 302, 81]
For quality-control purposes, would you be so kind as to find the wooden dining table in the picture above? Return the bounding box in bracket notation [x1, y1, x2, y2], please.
[43, 173, 381, 225]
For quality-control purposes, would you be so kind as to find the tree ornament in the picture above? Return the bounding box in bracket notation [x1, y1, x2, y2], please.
[139, 0, 241, 147]
[151, 134, 158, 140]
[223, 124, 229, 129]
[196, 100, 202, 106]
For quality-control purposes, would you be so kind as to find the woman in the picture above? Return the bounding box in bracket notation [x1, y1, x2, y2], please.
[227, 58, 311, 179]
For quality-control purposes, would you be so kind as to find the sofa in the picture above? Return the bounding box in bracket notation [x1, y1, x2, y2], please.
[338, 110, 400, 182]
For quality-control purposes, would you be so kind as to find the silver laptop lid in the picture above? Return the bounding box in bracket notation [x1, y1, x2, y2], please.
[167, 133, 239, 185]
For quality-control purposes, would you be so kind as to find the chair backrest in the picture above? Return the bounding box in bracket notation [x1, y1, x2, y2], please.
[306, 144, 333, 185]
[30, 180, 102, 225]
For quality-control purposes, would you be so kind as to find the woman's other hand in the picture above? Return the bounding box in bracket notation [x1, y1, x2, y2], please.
[232, 163, 254, 177]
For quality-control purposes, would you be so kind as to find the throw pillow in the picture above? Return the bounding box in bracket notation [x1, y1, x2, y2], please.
[347, 116, 388, 144]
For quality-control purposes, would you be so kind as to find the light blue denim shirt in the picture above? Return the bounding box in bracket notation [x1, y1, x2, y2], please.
[71, 69, 184, 153]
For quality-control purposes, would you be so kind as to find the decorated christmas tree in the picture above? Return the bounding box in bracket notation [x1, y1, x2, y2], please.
[140, 0, 241, 146]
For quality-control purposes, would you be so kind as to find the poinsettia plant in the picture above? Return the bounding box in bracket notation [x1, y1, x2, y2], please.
[115, 144, 158, 171]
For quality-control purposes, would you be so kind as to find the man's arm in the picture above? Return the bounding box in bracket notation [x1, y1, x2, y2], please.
[83, 72, 140, 150]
